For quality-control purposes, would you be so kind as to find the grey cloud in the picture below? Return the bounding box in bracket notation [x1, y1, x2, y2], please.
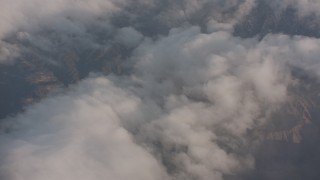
[0, 42, 19, 64]
[115, 27, 144, 48]
[269, 0, 320, 17]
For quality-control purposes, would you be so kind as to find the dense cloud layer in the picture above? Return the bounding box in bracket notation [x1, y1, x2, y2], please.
[1, 0, 320, 180]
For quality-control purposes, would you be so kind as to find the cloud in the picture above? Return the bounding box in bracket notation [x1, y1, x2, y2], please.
[0, 0, 116, 38]
[269, 0, 320, 17]
[115, 27, 144, 48]
[0, 42, 19, 64]
[1, 0, 320, 180]
[0, 77, 169, 180]
[0, 0, 259, 63]
[2, 25, 314, 179]
[0, 0, 123, 64]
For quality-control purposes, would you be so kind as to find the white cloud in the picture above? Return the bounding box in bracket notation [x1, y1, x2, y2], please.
[2, 22, 320, 180]
[1, 0, 320, 180]
[0, 0, 121, 38]
[0, 25, 292, 180]
[0, 77, 169, 180]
